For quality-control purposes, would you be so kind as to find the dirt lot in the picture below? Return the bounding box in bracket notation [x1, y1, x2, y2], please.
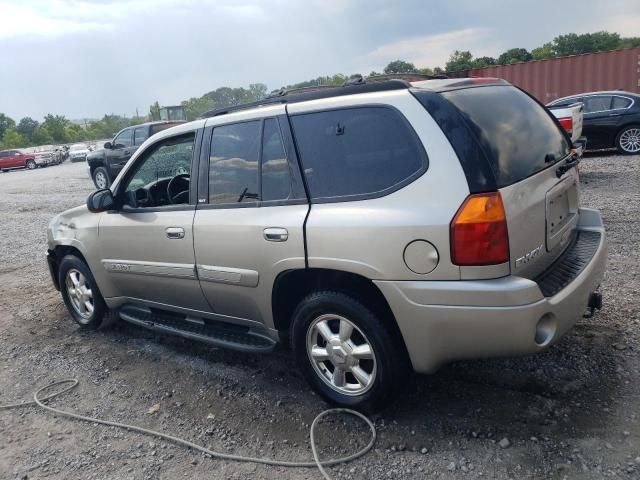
[1, 155, 639, 480]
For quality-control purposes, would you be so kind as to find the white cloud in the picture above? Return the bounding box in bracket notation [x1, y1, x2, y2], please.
[357, 28, 499, 71]
[0, 2, 108, 38]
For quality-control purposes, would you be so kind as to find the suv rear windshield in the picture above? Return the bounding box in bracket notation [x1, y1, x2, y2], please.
[442, 85, 570, 187]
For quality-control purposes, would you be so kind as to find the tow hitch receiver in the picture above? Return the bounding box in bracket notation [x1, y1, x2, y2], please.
[584, 291, 603, 318]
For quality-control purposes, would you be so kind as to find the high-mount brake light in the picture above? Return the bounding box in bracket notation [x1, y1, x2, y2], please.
[450, 192, 509, 266]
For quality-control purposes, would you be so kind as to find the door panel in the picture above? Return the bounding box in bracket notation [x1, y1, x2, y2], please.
[98, 209, 210, 310]
[193, 205, 308, 326]
[582, 95, 615, 148]
[193, 110, 309, 329]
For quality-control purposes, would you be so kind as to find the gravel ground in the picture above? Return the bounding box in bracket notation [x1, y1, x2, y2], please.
[0, 155, 639, 480]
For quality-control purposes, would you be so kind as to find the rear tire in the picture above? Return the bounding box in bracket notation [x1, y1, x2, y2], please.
[291, 291, 409, 412]
[58, 255, 118, 330]
[615, 125, 640, 155]
[92, 166, 111, 189]
[26, 159, 36, 169]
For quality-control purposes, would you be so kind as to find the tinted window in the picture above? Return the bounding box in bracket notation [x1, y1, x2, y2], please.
[209, 121, 260, 204]
[150, 123, 179, 135]
[113, 129, 133, 148]
[291, 107, 426, 200]
[443, 86, 570, 187]
[134, 127, 148, 146]
[584, 96, 612, 113]
[612, 96, 632, 109]
[261, 118, 291, 201]
[123, 133, 194, 208]
[0, 151, 8, 158]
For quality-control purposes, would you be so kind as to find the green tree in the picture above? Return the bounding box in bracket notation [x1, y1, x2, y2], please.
[16, 117, 39, 140]
[149, 101, 161, 121]
[471, 56, 496, 68]
[532, 43, 555, 60]
[42, 114, 71, 143]
[31, 126, 53, 145]
[0, 113, 16, 139]
[552, 31, 621, 56]
[497, 48, 532, 65]
[182, 96, 216, 120]
[445, 50, 474, 72]
[1, 128, 26, 148]
[383, 60, 416, 74]
[620, 36, 640, 48]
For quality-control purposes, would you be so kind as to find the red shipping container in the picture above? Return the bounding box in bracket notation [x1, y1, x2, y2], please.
[465, 47, 640, 103]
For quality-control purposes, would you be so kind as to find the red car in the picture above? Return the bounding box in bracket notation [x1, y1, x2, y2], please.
[0, 149, 46, 171]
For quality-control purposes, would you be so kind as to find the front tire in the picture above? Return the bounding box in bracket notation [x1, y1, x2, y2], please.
[26, 159, 36, 169]
[92, 166, 111, 189]
[291, 291, 408, 411]
[616, 125, 640, 155]
[58, 255, 118, 330]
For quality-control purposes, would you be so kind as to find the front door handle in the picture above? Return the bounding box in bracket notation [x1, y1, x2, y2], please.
[263, 227, 288, 242]
[166, 227, 185, 239]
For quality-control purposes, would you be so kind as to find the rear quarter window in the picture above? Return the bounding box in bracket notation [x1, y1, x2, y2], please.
[290, 106, 427, 201]
[442, 86, 570, 187]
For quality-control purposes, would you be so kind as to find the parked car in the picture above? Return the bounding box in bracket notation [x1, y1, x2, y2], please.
[87, 121, 184, 189]
[47, 78, 607, 410]
[548, 91, 640, 154]
[68, 143, 91, 162]
[0, 149, 48, 171]
[547, 99, 583, 138]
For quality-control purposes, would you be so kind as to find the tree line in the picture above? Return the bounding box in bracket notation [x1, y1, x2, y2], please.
[1, 30, 638, 150]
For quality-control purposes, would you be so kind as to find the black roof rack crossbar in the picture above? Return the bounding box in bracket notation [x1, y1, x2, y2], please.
[200, 79, 412, 119]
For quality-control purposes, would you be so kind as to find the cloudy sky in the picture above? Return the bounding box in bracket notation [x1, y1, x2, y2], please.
[1, 0, 639, 120]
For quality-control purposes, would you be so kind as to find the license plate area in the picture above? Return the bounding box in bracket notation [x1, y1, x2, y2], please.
[546, 177, 578, 252]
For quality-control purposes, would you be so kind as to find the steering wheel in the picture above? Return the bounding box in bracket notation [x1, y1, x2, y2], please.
[167, 173, 190, 204]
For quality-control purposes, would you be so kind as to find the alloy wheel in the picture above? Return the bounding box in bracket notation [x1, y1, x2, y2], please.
[65, 269, 95, 322]
[619, 128, 640, 153]
[306, 314, 377, 396]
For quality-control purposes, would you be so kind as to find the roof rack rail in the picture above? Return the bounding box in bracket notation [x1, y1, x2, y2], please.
[199, 76, 426, 119]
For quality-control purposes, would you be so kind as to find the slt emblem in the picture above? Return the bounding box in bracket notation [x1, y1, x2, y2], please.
[515, 244, 544, 269]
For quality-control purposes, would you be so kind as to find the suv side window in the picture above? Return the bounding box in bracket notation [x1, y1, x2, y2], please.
[113, 129, 133, 148]
[122, 133, 195, 208]
[209, 121, 261, 205]
[133, 127, 149, 146]
[261, 118, 292, 201]
[290, 107, 427, 201]
[584, 96, 612, 113]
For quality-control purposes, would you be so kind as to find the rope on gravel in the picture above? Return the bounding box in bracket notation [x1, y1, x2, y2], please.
[0, 379, 376, 480]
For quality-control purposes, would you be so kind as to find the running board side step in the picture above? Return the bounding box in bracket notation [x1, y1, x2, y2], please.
[118, 305, 276, 353]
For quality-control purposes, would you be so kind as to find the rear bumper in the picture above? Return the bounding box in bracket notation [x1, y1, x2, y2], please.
[375, 208, 607, 373]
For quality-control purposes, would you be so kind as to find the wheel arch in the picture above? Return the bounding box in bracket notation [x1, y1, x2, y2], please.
[50, 245, 91, 288]
[272, 268, 409, 357]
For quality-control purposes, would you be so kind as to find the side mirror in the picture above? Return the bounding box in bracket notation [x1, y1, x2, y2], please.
[87, 189, 115, 213]
[103, 142, 113, 149]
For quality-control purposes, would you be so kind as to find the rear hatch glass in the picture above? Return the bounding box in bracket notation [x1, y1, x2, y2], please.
[442, 85, 571, 187]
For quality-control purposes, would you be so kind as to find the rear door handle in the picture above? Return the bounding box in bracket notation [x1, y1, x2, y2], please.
[166, 227, 185, 239]
[263, 227, 288, 242]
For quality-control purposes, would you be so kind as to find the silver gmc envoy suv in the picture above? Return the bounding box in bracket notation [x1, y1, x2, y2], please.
[47, 77, 607, 410]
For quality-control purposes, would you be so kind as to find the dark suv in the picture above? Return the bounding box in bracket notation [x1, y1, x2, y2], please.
[87, 121, 183, 188]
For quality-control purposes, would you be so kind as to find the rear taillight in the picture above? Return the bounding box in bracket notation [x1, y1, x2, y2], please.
[557, 117, 573, 134]
[450, 192, 509, 266]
